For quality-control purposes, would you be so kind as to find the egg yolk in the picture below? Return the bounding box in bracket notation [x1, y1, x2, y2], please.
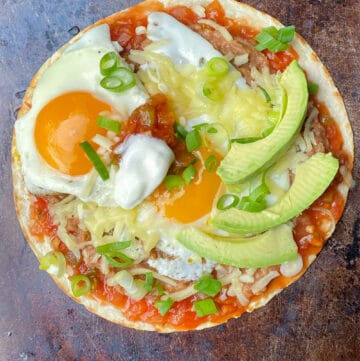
[153, 148, 222, 224]
[35, 92, 110, 176]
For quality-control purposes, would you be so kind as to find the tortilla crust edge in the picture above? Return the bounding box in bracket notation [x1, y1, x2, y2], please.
[11, 0, 353, 332]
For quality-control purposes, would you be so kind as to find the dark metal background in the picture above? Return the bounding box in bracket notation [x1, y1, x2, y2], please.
[0, 1, 359, 360]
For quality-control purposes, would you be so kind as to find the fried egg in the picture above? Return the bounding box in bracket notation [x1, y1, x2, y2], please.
[15, 24, 150, 206]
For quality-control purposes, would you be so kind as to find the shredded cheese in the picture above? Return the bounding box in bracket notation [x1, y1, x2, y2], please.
[129, 267, 177, 286]
[167, 284, 197, 302]
[251, 271, 279, 295]
[234, 54, 249, 67]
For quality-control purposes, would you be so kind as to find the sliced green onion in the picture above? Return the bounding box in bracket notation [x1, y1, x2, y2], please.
[39, 251, 66, 277]
[97, 115, 121, 133]
[100, 51, 119, 76]
[258, 86, 271, 102]
[207, 127, 218, 134]
[193, 298, 218, 317]
[105, 253, 133, 268]
[79, 141, 109, 180]
[231, 136, 262, 144]
[145, 272, 154, 291]
[249, 182, 270, 202]
[237, 196, 267, 212]
[261, 126, 274, 138]
[216, 194, 239, 210]
[174, 123, 188, 140]
[205, 57, 230, 77]
[71, 275, 91, 297]
[164, 175, 184, 190]
[186, 129, 202, 152]
[155, 297, 174, 316]
[182, 164, 196, 184]
[261, 26, 279, 38]
[100, 67, 136, 93]
[205, 155, 218, 172]
[255, 26, 293, 53]
[308, 82, 319, 95]
[156, 283, 165, 296]
[95, 241, 131, 255]
[194, 275, 222, 297]
[203, 81, 222, 101]
[192, 122, 209, 130]
[277, 25, 295, 43]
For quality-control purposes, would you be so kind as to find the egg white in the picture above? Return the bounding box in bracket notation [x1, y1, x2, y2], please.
[15, 24, 149, 206]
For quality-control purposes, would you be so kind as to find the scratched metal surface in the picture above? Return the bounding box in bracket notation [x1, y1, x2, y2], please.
[0, 0, 359, 360]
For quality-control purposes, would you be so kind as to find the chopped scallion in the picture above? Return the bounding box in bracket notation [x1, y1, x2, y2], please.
[174, 123, 188, 140]
[194, 275, 222, 297]
[100, 67, 136, 93]
[258, 86, 271, 102]
[308, 82, 319, 95]
[203, 81, 222, 101]
[39, 251, 66, 277]
[216, 194, 239, 210]
[104, 253, 133, 268]
[192, 122, 209, 130]
[255, 25, 295, 53]
[193, 298, 218, 317]
[182, 164, 196, 184]
[186, 129, 202, 152]
[237, 197, 267, 212]
[164, 175, 184, 190]
[277, 25, 295, 44]
[231, 136, 262, 144]
[100, 51, 119, 76]
[261, 126, 274, 138]
[97, 115, 121, 133]
[155, 297, 174, 316]
[95, 241, 131, 255]
[145, 272, 154, 292]
[205, 155, 218, 172]
[207, 127, 218, 134]
[79, 141, 109, 180]
[205, 57, 230, 77]
[156, 283, 165, 296]
[71, 275, 91, 297]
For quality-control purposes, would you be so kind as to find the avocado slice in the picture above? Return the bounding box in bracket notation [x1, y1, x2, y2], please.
[213, 152, 339, 234]
[176, 224, 297, 268]
[217, 60, 308, 184]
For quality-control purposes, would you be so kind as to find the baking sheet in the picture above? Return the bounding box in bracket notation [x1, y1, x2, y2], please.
[0, 1, 359, 360]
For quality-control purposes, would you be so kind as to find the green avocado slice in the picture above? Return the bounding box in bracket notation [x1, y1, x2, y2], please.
[217, 60, 308, 184]
[176, 224, 297, 268]
[213, 152, 339, 234]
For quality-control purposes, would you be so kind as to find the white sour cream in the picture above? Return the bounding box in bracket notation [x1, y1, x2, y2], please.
[114, 134, 174, 209]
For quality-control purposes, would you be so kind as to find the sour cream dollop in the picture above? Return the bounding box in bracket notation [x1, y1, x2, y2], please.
[114, 134, 174, 209]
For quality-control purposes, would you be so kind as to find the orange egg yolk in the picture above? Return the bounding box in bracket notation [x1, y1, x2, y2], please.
[35, 92, 110, 176]
[153, 148, 222, 224]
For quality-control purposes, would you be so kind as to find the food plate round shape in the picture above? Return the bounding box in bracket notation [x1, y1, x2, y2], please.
[12, 0, 354, 332]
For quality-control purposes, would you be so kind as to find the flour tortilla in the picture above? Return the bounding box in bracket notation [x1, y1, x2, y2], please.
[12, 0, 354, 332]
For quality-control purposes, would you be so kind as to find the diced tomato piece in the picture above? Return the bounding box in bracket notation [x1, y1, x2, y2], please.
[166, 6, 199, 25]
[205, 0, 226, 25]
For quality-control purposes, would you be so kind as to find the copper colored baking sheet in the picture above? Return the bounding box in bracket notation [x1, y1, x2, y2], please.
[0, 1, 359, 360]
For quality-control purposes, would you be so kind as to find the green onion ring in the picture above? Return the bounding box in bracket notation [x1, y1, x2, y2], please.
[96, 241, 131, 255]
[71, 275, 91, 297]
[216, 194, 239, 210]
[105, 252, 134, 268]
[205, 155, 218, 172]
[100, 51, 119, 76]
